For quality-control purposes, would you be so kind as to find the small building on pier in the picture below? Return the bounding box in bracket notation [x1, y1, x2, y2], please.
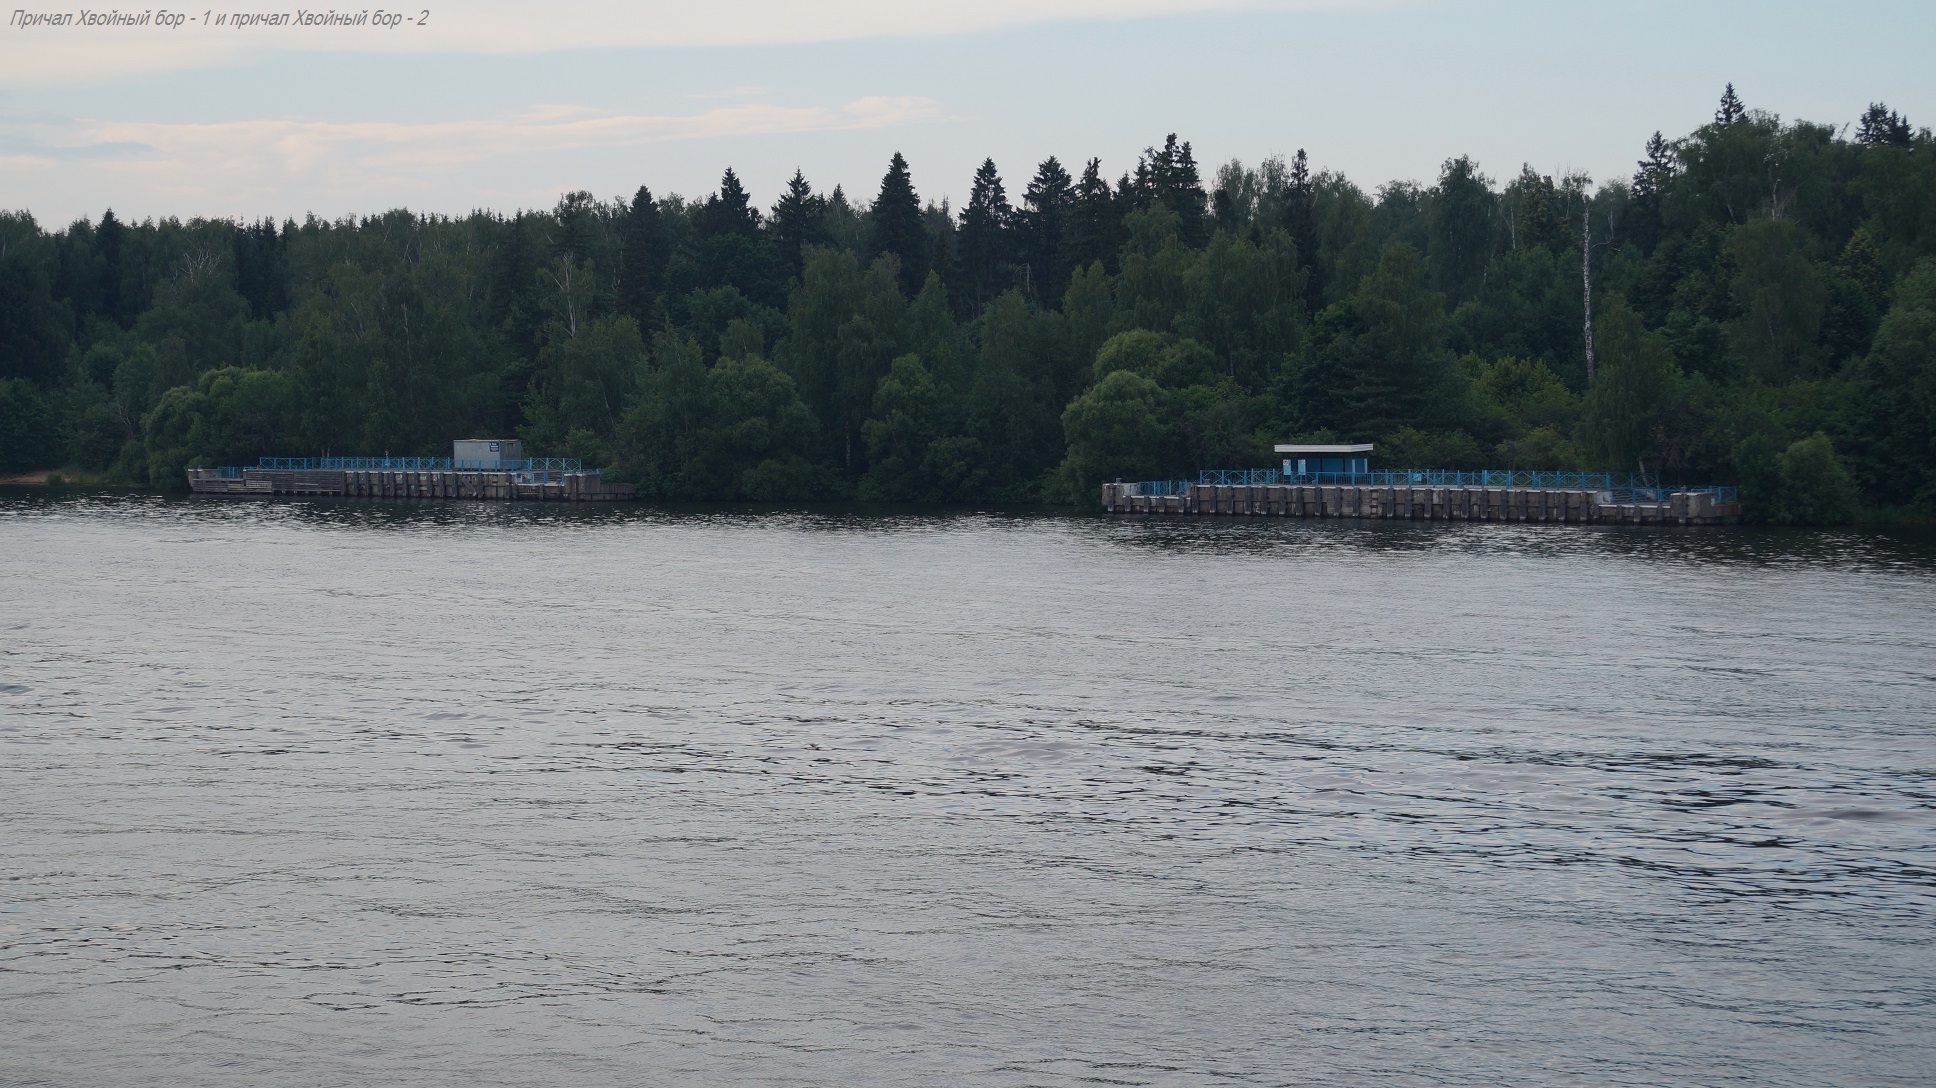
[1276, 442, 1373, 479]
[453, 439, 522, 470]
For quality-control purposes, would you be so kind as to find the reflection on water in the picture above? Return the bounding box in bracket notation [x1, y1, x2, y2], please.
[3, 493, 1934, 1087]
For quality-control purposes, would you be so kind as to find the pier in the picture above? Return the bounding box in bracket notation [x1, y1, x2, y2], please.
[187, 443, 635, 502]
[1102, 443, 1742, 526]
[1102, 480, 1739, 525]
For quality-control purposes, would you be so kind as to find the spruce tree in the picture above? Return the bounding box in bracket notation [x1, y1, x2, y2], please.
[618, 185, 669, 330]
[1021, 156, 1074, 304]
[96, 208, 126, 326]
[1064, 158, 1121, 275]
[956, 158, 1014, 309]
[232, 218, 287, 320]
[1629, 131, 1676, 255]
[770, 169, 827, 281]
[491, 212, 541, 354]
[698, 168, 760, 239]
[1856, 103, 1913, 148]
[1715, 83, 1746, 125]
[1132, 135, 1208, 245]
[867, 152, 928, 295]
[1280, 149, 1323, 311]
[1167, 136, 1208, 245]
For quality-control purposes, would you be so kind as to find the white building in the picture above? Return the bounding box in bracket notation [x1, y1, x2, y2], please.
[452, 439, 522, 469]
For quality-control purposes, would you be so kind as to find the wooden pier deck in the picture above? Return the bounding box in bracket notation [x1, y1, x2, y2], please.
[1102, 482, 1739, 526]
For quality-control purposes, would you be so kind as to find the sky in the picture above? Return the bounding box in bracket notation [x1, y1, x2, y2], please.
[2, 0, 1931, 226]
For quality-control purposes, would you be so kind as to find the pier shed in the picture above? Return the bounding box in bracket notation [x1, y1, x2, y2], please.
[453, 439, 522, 470]
[1277, 443, 1373, 480]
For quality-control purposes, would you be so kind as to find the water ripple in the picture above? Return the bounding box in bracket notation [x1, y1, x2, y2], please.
[2, 495, 1934, 1087]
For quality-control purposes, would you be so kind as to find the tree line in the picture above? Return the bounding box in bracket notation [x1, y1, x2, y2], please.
[2, 87, 1933, 522]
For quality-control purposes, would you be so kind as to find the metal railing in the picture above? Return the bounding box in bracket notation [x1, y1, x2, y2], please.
[254, 456, 584, 473]
[1277, 468, 1629, 488]
[1140, 469, 1737, 503]
[258, 455, 449, 471]
[1605, 484, 1738, 504]
[455, 457, 585, 473]
[1198, 468, 1286, 486]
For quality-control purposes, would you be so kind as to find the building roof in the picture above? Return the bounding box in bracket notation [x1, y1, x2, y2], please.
[1274, 443, 1375, 454]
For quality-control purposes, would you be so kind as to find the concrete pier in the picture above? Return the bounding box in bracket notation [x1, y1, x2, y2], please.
[188, 467, 635, 502]
[1101, 482, 1739, 526]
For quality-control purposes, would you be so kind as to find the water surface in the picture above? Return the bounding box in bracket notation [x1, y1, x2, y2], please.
[3, 495, 1933, 1087]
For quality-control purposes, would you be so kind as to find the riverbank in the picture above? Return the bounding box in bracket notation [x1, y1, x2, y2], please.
[0, 467, 133, 489]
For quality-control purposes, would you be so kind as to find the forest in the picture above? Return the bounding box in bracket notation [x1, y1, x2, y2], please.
[1, 85, 1933, 523]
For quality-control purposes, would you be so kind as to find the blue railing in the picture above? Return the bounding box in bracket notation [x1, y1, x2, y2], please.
[259, 455, 450, 471]
[1274, 469, 1631, 489]
[1203, 467, 1627, 488]
[453, 458, 585, 473]
[1198, 468, 1286, 486]
[255, 456, 583, 473]
[1145, 468, 1738, 503]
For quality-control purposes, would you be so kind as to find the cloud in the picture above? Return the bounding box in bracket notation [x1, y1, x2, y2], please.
[0, 0, 1384, 85]
[2, 96, 941, 206]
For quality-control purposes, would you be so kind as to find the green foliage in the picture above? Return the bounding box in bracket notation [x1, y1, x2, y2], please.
[0, 378, 60, 471]
[618, 334, 825, 501]
[1429, 156, 1497, 305]
[63, 339, 160, 471]
[1473, 355, 1581, 434]
[1060, 370, 1171, 498]
[1377, 426, 1487, 470]
[1727, 218, 1827, 381]
[1452, 247, 1579, 378]
[1061, 260, 1116, 367]
[1585, 296, 1678, 471]
[858, 355, 985, 501]
[1855, 258, 1936, 509]
[1179, 229, 1305, 387]
[133, 253, 253, 390]
[966, 290, 1072, 495]
[1093, 330, 1217, 388]
[0, 213, 68, 385]
[1289, 244, 1462, 440]
[1171, 382, 1270, 471]
[1737, 431, 1858, 524]
[1114, 207, 1190, 334]
[520, 315, 646, 465]
[142, 367, 298, 489]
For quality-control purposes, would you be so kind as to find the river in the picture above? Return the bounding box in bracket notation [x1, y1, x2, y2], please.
[2, 494, 1933, 1087]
